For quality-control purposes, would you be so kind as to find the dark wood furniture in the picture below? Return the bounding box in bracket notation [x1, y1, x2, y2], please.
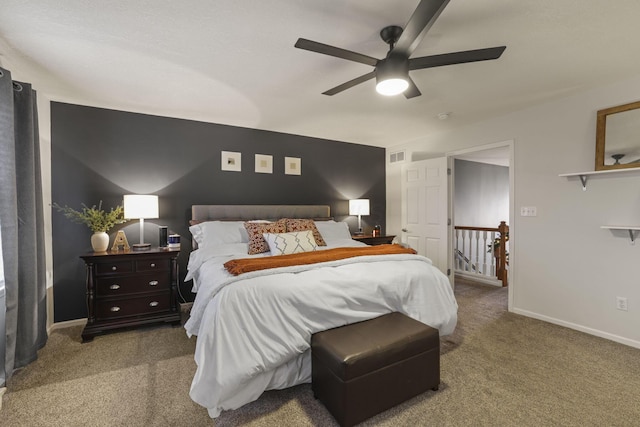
[80, 248, 181, 342]
[351, 235, 396, 245]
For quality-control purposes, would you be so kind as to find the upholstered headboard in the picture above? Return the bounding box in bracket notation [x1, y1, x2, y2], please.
[190, 205, 332, 249]
[191, 205, 331, 222]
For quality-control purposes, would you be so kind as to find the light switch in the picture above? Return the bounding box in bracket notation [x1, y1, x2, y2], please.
[520, 206, 537, 217]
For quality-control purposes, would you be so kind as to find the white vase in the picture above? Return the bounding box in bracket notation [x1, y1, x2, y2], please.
[91, 232, 109, 252]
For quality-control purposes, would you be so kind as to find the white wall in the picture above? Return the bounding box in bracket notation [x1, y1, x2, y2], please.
[454, 159, 509, 228]
[387, 75, 640, 348]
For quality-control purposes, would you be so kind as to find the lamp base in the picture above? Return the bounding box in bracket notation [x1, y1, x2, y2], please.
[132, 243, 151, 251]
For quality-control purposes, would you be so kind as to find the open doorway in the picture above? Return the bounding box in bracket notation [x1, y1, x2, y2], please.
[448, 141, 513, 311]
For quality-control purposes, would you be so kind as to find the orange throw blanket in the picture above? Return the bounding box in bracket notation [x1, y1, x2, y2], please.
[224, 244, 418, 276]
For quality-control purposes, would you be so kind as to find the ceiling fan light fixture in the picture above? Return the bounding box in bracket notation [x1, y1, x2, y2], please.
[295, 1, 506, 98]
[375, 56, 409, 96]
[376, 78, 409, 96]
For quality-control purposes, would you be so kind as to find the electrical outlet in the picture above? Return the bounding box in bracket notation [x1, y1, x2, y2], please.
[616, 297, 628, 311]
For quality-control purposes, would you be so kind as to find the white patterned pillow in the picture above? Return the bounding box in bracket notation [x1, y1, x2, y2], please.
[263, 230, 318, 255]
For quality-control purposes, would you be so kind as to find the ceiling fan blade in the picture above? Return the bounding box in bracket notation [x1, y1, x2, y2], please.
[295, 38, 378, 67]
[404, 76, 422, 99]
[322, 71, 376, 96]
[409, 46, 506, 70]
[393, 0, 450, 57]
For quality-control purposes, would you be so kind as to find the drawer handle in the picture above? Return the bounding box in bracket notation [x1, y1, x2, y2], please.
[111, 266, 117, 271]
[149, 280, 159, 286]
[150, 263, 156, 268]
[109, 284, 120, 290]
[110, 306, 121, 312]
[149, 301, 159, 307]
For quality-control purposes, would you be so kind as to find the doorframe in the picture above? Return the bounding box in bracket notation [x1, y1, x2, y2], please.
[446, 139, 515, 311]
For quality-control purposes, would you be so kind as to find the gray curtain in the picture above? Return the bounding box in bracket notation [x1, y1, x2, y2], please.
[0, 66, 47, 385]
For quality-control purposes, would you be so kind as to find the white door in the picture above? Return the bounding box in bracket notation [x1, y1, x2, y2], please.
[401, 157, 452, 283]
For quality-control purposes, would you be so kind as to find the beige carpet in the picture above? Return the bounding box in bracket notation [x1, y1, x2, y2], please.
[3, 279, 640, 426]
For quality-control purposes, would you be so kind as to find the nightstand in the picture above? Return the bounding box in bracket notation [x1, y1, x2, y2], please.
[352, 235, 396, 246]
[80, 248, 181, 342]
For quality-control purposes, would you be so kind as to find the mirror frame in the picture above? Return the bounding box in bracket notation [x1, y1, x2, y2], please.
[595, 100, 640, 171]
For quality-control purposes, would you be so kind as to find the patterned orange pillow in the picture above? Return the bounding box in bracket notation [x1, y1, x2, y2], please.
[284, 218, 326, 246]
[244, 220, 287, 254]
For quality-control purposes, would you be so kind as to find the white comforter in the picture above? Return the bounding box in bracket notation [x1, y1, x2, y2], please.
[184, 240, 458, 418]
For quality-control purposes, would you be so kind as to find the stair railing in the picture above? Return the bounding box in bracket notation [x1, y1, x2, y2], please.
[454, 221, 508, 286]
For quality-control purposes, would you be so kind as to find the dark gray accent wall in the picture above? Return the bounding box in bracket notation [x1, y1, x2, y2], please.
[454, 159, 509, 228]
[51, 102, 385, 322]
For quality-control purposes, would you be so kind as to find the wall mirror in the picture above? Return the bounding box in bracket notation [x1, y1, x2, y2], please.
[596, 100, 640, 171]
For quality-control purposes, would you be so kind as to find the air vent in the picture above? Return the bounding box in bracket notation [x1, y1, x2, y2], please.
[389, 150, 406, 164]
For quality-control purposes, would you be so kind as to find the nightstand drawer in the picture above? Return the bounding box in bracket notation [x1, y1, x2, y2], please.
[96, 260, 134, 275]
[96, 274, 169, 297]
[136, 258, 170, 272]
[95, 293, 171, 320]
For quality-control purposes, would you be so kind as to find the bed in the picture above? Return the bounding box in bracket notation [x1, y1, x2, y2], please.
[184, 205, 458, 418]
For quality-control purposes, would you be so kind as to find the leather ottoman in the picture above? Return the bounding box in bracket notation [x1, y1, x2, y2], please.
[311, 312, 440, 427]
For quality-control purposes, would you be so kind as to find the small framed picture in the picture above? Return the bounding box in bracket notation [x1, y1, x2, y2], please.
[221, 151, 241, 172]
[285, 157, 301, 175]
[255, 154, 273, 174]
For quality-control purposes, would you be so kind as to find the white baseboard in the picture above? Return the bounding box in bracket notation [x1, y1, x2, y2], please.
[455, 272, 503, 287]
[0, 386, 6, 411]
[47, 318, 87, 335]
[511, 308, 640, 349]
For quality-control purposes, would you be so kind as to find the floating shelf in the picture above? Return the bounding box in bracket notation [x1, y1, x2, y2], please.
[601, 225, 640, 244]
[559, 168, 640, 190]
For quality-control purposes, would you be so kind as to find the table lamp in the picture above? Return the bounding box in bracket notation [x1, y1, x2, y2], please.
[349, 199, 370, 235]
[124, 194, 159, 251]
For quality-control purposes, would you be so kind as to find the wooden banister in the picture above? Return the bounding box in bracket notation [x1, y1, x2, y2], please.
[496, 221, 509, 287]
[455, 226, 501, 232]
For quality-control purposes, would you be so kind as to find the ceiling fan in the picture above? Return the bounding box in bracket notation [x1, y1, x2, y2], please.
[294, 0, 506, 98]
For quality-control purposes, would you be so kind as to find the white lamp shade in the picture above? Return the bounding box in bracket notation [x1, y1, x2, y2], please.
[349, 199, 370, 216]
[123, 195, 159, 219]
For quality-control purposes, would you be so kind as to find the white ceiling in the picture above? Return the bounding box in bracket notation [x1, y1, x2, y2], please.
[2, 0, 640, 148]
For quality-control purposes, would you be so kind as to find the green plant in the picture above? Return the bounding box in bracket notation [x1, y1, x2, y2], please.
[488, 231, 509, 263]
[53, 201, 126, 233]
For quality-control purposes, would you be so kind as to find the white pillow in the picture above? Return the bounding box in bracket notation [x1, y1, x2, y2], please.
[263, 230, 318, 255]
[314, 220, 352, 241]
[189, 221, 249, 248]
